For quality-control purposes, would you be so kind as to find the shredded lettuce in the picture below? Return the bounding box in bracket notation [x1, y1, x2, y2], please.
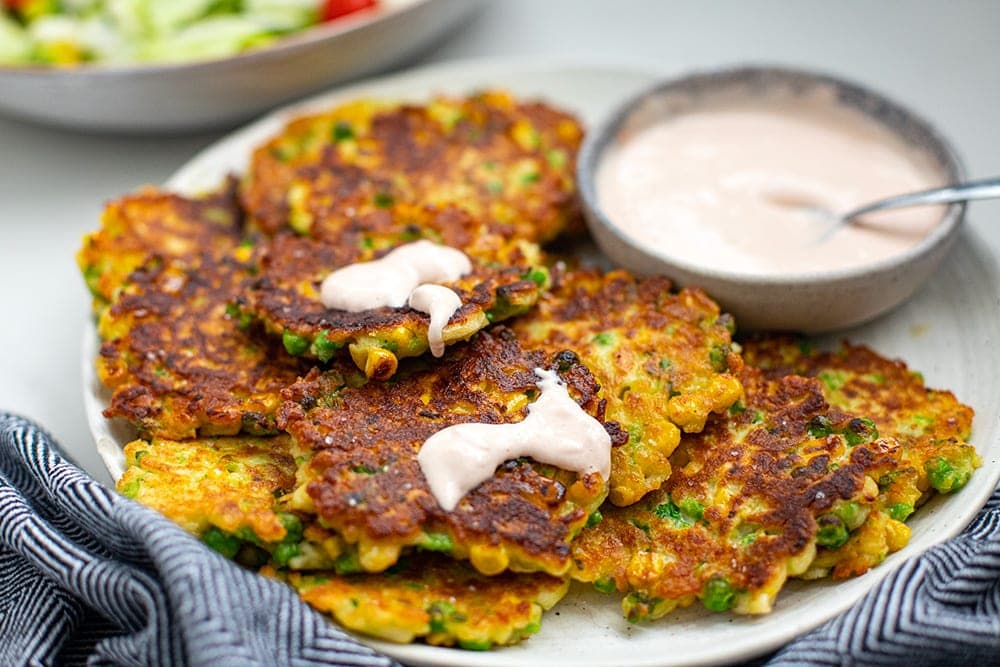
[1, 0, 327, 66]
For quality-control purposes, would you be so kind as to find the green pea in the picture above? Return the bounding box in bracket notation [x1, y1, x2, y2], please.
[282, 330, 310, 355]
[835, 501, 864, 530]
[332, 121, 354, 142]
[272, 542, 300, 567]
[807, 415, 833, 438]
[585, 510, 603, 527]
[926, 457, 972, 493]
[458, 639, 492, 651]
[120, 478, 141, 499]
[816, 514, 849, 549]
[522, 266, 549, 287]
[334, 551, 362, 575]
[701, 576, 736, 612]
[887, 503, 914, 522]
[678, 498, 705, 522]
[427, 600, 456, 633]
[519, 619, 541, 636]
[203, 527, 241, 559]
[311, 330, 341, 363]
[278, 513, 303, 543]
[845, 417, 878, 446]
[593, 578, 617, 594]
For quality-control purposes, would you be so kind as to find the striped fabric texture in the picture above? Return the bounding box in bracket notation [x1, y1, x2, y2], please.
[2, 410, 998, 666]
[0, 414, 399, 667]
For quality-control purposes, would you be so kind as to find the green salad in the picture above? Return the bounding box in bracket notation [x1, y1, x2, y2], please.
[0, 0, 377, 66]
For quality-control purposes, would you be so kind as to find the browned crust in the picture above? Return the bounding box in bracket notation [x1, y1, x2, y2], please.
[241, 91, 584, 243]
[277, 327, 616, 574]
[571, 366, 899, 607]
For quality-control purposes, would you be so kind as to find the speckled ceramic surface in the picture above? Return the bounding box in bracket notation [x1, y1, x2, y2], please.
[80, 60, 1000, 667]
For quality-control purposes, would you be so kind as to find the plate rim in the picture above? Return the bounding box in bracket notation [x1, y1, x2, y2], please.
[83, 57, 1000, 667]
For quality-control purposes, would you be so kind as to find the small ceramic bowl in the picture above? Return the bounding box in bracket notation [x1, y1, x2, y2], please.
[578, 65, 965, 332]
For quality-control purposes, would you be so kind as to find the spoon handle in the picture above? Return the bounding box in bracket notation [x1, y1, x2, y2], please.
[845, 177, 1000, 220]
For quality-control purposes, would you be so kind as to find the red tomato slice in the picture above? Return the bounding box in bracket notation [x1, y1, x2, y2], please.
[322, 0, 377, 22]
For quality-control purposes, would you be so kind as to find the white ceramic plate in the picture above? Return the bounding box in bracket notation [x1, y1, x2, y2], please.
[0, 0, 481, 133]
[80, 59, 1000, 666]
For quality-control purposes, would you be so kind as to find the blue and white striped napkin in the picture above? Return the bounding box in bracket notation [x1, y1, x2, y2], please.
[1, 412, 997, 666]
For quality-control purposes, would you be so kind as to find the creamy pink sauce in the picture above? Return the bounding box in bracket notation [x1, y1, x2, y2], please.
[418, 369, 612, 512]
[319, 240, 471, 357]
[597, 95, 946, 274]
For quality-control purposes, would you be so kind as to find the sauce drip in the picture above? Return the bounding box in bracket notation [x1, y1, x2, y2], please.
[320, 240, 472, 357]
[407, 284, 462, 357]
[596, 95, 946, 274]
[418, 369, 612, 511]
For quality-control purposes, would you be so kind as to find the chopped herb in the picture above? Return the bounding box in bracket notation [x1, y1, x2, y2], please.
[373, 192, 394, 208]
[419, 532, 454, 553]
[709, 345, 728, 371]
[653, 500, 693, 528]
[593, 332, 614, 346]
[546, 148, 567, 168]
[332, 121, 354, 142]
[807, 415, 833, 438]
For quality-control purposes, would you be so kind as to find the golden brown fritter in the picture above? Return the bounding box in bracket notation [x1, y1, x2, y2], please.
[511, 269, 744, 506]
[241, 204, 546, 378]
[240, 91, 584, 244]
[77, 180, 243, 309]
[116, 433, 569, 648]
[277, 327, 618, 577]
[741, 336, 979, 578]
[277, 555, 568, 648]
[117, 435, 297, 544]
[96, 237, 313, 440]
[571, 367, 901, 621]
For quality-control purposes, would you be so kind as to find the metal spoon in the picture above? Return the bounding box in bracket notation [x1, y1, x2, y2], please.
[818, 176, 1000, 241]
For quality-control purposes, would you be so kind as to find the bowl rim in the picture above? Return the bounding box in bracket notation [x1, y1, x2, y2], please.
[0, 0, 429, 76]
[577, 63, 968, 287]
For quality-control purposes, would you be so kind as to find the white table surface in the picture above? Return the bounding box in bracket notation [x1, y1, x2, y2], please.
[1, 0, 998, 490]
